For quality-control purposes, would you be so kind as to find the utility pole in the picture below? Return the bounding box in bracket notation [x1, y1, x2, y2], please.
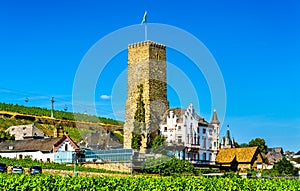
[51, 97, 55, 118]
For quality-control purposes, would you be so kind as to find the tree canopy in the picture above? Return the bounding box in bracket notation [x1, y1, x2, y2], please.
[248, 138, 268, 154]
[151, 135, 167, 154]
[273, 157, 295, 175]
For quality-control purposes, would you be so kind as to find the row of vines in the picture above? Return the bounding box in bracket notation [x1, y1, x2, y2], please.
[0, 103, 122, 125]
[0, 174, 299, 190]
[0, 157, 124, 174]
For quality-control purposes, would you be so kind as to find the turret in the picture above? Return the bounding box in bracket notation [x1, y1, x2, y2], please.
[211, 109, 220, 125]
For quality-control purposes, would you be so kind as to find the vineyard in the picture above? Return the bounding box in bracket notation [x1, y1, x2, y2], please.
[0, 103, 122, 125]
[0, 174, 299, 190]
[0, 157, 126, 174]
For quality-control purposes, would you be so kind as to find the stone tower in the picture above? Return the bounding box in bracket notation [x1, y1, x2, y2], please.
[124, 40, 169, 151]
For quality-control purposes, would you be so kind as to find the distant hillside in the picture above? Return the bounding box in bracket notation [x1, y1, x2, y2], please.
[0, 102, 123, 125]
[0, 103, 124, 143]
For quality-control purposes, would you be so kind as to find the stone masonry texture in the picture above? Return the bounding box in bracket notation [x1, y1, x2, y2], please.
[124, 40, 169, 151]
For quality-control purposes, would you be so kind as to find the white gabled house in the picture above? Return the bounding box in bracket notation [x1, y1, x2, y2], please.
[160, 104, 220, 164]
[0, 133, 79, 163]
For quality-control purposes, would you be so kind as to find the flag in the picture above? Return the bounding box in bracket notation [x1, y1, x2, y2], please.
[141, 11, 147, 24]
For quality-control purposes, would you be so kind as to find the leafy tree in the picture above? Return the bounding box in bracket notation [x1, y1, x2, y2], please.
[151, 135, 167, 154]
[239, 143, 249, 148]
[248, 138, 268, 154]
[131, 84, 145, 150]
[273, 157, 294, 175]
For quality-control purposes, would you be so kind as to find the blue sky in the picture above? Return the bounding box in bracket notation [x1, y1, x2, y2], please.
[0, 0, 299, 152]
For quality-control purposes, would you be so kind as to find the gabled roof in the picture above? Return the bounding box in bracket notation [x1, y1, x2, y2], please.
[216, 147, 260, 163]
[0, 134, 79, 153]
[0, 137, 61, 152]
[53, 134, 79, 152]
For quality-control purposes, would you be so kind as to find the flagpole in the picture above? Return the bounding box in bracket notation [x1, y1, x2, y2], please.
[145, 24, 147, 41]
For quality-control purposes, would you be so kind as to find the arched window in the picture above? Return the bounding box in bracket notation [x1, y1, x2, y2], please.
[65, 144, 68, 151]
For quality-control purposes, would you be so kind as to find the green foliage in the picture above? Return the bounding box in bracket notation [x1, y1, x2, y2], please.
[273, 157, 295, 175]
[239, 143, 249, 148]
[151, 135, 167, 154]
[0, 174, 299, 191]
[0, 102, 122, 125]
[131, 85, 145, 150]
[196, 168, 220, 175]
[223, 171, 241, 178]
[0, 157, 126, 174]
[248, 138, 268, 154]
[142, 156, 195, 176]
[294, 157, 300, 164]
[0, 117, 30, 129]
[0, 130, 14, 140]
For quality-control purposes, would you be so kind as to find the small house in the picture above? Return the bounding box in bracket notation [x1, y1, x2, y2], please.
[0, 133, 79, 162]
[215, 147, 263, 170]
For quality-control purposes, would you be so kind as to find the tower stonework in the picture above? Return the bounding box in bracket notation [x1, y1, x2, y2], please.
[124, 40, 168, 151]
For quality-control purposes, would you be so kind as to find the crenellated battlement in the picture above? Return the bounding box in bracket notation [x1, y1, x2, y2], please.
[128, 40, 166, 49]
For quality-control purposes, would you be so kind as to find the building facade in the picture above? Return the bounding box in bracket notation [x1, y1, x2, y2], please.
[0, 133, 79, 163]
[5, 124, 44, 140]
[124, 40, 169, 151]
[160, 104, 220, 164]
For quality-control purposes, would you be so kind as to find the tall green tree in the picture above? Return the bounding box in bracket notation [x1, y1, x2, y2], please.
[273, 157, 295, 175]
[151, 135, 167, 154]
[131, 84, 145, 150]
[248, 138, 268, 154]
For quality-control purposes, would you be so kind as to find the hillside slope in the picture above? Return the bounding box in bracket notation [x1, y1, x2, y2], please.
[0, 103, 124, 143]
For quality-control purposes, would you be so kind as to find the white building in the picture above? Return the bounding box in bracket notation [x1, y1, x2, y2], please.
[160, 104, 220, 164]
[0, 133, 79, 162]
[5, 124, 44, 140]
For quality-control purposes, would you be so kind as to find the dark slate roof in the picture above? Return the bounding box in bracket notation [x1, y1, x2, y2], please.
[0, 137, 62, 152]
[211, 109, 220, 125]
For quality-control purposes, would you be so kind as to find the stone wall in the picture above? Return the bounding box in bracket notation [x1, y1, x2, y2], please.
[124, 41, 168, 151]
[82, 163, 131, 173]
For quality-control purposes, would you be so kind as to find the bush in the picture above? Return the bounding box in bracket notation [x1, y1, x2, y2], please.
[141, 156, 195, 176]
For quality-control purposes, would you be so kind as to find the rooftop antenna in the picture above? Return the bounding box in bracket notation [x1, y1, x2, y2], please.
[50, 97, 55, 118]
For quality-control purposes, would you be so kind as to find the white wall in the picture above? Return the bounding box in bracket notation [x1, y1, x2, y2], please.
[0, 151, 54, 162]
[56, 140, 76, 152]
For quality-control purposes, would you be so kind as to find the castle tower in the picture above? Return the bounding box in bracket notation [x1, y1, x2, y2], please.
[124, 40, 169, 151]
[210, 109, 220, 162]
